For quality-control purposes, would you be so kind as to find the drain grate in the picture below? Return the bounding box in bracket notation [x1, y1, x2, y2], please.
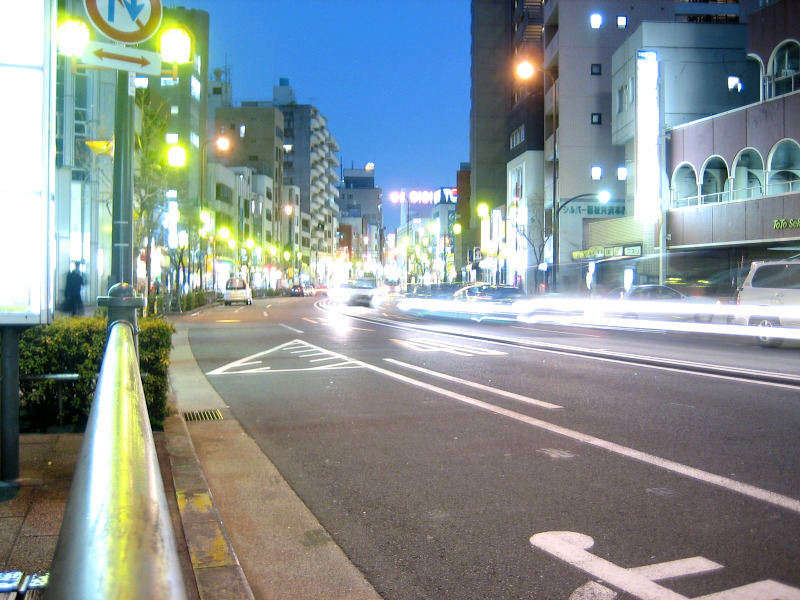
[183, 409, 224, 422]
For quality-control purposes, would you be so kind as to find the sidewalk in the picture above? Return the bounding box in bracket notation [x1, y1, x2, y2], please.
[167, 321, 382, 599]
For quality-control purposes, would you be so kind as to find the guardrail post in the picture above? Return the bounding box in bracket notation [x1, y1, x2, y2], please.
[97, 283, 146, 348]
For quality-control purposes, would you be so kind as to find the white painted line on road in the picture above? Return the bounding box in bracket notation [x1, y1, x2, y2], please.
[234, 306, 246, 313]
[390, 338, 507, 356]
[511, 325, 601, 338]
[191, 311, 202, 317]
[302, 317, 318, 323]
[279, 323, 304, 333]
[384, 359, 561, 409]
[262, 311, 269, 318]
[309, 356, 340, 363]
[206, 339, 362, 375]
[333, 347, 800, 513]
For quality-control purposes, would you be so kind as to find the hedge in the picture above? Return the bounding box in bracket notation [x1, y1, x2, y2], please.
[10, 315, 174, 432]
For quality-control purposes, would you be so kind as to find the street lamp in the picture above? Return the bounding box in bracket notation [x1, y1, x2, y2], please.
[516, 58, 558, 289]
[552, 190, 610, 290]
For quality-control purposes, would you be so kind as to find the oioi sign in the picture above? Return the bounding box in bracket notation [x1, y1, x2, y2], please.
[84, 0, 163, 44]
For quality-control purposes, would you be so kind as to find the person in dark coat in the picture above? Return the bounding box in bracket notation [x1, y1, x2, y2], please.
[65, 262, 84, 315]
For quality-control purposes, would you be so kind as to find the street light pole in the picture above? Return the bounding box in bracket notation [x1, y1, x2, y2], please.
[553, 191, 610, 290]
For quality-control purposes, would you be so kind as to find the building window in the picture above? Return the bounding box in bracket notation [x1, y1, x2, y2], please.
[190, 75, 201, 100]
[160, 77, 179, 86]
[170, 105, 179, 114]
[190, 132, 199, 148]
[617, 15, 627, 29]
[590, 13, 602, 29]
[248, 155, 258, 161]
[134, 77, 149, 88]
[276, 126, 283, 138]
[591, 63, 601, 76]
[239, 125, 246, 138]
[617, 167, 628, 181]
[591, 166, 602, 180]
[591, 113, 602, 125]
[166, 133, 178, 144]
[617, 87, 624, 113]
[510, 124, 525, 149]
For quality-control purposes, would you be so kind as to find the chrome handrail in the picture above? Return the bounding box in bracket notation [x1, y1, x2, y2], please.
[46, 289, 187, 599]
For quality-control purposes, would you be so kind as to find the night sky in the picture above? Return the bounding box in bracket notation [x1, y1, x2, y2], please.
[171, 0, 470, 230]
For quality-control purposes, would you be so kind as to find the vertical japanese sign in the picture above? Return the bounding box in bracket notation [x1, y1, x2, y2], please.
[0, 0, 56, 325]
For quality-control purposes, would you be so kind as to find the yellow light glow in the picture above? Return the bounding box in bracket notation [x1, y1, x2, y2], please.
[167, 145, 186, 167]
[227, 239, 236, 249]
[453, 223, 462, 235]
[57, 20, 90, 57]
[216, 136, 230, 151]
[284, 204, 293, 216]
[516, 60, 534, 80]
[245, 238, 254, 249]
[297, 252, 303, 259]
[269, 245, 277, 256]
[477, 203, 489, 218]
[283, 251, 291, 261]
[200, 210, 210, 224]
[218, 227, 230, 240]
[160, 27, 192, 64]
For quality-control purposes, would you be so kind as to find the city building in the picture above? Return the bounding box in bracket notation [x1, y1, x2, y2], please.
[471, 0, 762, 293]
[273, 79, 342, 285]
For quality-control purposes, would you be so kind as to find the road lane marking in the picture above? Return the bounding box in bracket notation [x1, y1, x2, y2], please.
[384, 359, 561, 409]
[262, 311, 269, 317]
[279, 323, 303, 333]
[215, 319, 240, 323]
[531, 531, 800, 600]
[234, 306, 246, 313]
[206, 340, 362, 375]
[302, 317, 318, 323]
[537, 448, 576, 459]
[359, 355, 800, 514]
[389, 338, 507, 356]
[511, 325, 601, 338]
[208, 339, 800, 514]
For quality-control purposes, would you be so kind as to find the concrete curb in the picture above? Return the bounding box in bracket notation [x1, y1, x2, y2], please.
[164, 405, 255, 600]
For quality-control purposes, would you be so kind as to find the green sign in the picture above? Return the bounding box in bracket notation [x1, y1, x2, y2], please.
[773, 218, 799, 230]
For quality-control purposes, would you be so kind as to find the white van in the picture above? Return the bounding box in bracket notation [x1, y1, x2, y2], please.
[733, 259, 800, 346]
[223, 277, 252, 306]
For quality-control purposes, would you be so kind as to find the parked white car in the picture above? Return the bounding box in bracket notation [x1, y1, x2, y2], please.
[733, 259, 800, 346]
[223, 277, 253, 305]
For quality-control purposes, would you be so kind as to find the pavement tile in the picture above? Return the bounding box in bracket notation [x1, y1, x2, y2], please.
[176, 489, 223, 524]
[182, 519, 238, 569]
[0, 486, 34, 519]
[0, 517, 24, 568]
[19, 442, 53, 481]
[6, 535, 58, 573]
[19, 488, 68, 537]
[171, 461, 210, 490]
[194, 565, 255, 600]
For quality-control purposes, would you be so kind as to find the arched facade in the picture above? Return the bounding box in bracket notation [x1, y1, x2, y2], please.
[767, 39, 800, 98]
[731, 148, 765, 201]
[767, 138, 800, 195]
[671, 163, 698, 207]
[699, 156, 729, 204]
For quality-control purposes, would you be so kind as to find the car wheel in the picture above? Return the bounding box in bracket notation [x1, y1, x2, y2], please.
[750, 317, 782, 348]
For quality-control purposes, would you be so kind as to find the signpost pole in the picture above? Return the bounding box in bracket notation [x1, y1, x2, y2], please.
[1, 327, 21, 481]
[110, 70, 135, 289]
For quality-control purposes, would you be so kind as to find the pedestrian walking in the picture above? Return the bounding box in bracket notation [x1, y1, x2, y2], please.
[65, 262, 84, 315]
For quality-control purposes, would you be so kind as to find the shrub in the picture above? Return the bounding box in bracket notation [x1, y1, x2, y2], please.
[12, 315, 174, 432]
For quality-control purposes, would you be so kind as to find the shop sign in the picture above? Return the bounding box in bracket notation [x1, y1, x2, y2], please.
[624, 245, 642, 256]
[572, 246, 605, 260]
[773, 218, 800, 230]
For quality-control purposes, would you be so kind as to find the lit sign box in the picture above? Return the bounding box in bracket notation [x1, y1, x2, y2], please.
[0, 0, 56, 325]
[389, 188, 458, 205]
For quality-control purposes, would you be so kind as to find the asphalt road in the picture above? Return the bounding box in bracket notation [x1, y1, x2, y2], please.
[178, 296, 800, 600]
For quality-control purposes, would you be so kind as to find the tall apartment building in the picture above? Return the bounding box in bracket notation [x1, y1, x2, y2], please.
[470, 0, 761, 292]
[273, 79, 341, 284]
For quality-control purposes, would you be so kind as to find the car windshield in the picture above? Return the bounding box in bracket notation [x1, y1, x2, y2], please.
[349, 279, 378, 289]
[226, 279, 246, 290]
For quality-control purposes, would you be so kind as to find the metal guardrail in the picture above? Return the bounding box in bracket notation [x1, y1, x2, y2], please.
[45, 284, 187, 600]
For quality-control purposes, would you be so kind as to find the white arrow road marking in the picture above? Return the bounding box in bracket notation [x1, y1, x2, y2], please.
[532, 531, 800, 600]
[384, 359, 561, 409]
[206, 339, 362, 375]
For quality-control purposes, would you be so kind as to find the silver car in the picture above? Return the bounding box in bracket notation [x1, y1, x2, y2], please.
[733, 259, 800, 346]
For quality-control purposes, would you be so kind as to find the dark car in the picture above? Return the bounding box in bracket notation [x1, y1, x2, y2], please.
[605, 284, 719, 322]
[290, 284, 305, 297]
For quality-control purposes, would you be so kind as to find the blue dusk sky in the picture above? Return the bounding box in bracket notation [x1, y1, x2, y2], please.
[170, 0, 471, 230]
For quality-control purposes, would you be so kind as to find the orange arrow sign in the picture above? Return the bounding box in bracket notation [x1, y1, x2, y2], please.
[93, 47, 151, 67]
